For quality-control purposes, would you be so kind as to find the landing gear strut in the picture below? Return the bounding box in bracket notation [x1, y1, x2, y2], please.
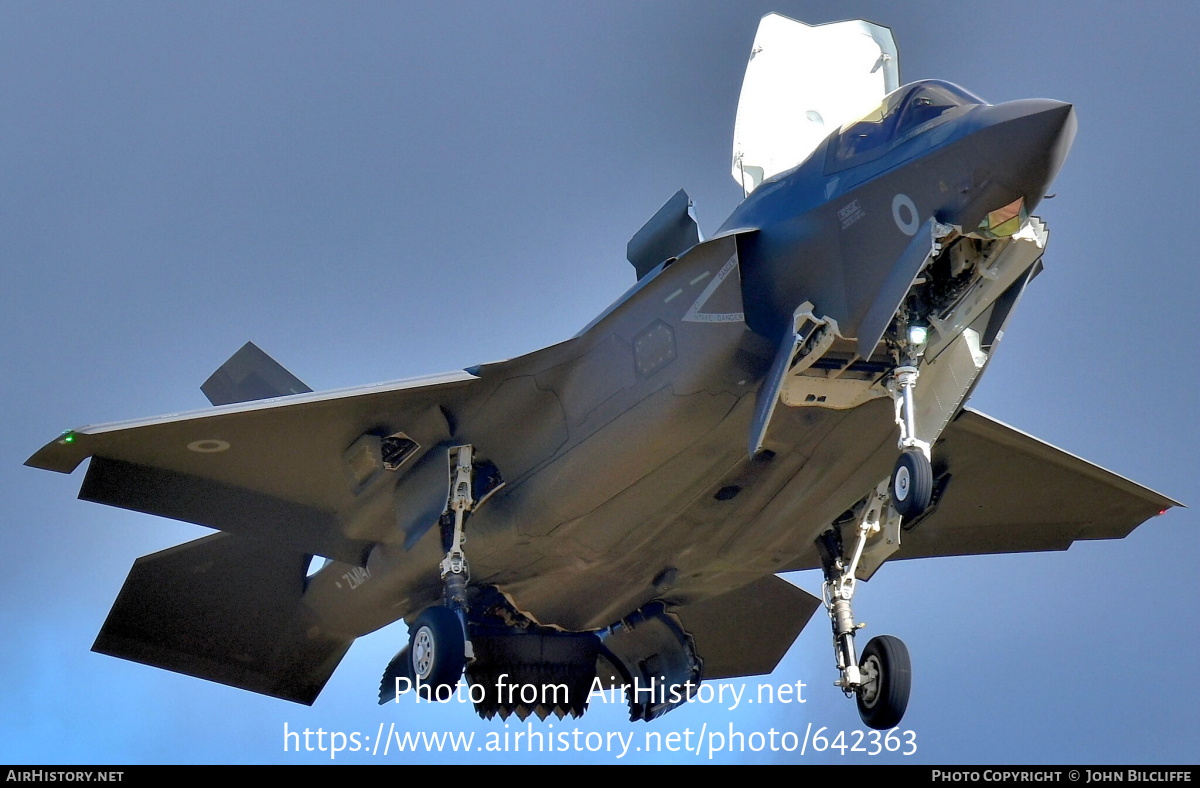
[439, 444, 475, 615]
[888, 341, 933, 519]
[817, 489, 912, 730]
[406, 445, 499, 697]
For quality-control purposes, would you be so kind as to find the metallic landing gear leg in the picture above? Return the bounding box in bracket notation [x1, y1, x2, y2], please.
[888, 359, 933, 519]
[440, 445, 475, 619]
[818, 490, 911, 730]
[408, 445, 480, 696]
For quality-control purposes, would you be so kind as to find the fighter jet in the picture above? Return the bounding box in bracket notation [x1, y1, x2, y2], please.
[26, 14, 1177, 730]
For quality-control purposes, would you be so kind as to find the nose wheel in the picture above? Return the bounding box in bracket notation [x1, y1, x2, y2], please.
[891, 448, 932, 518]
[888, 355, 933, 519]
[855, 635, 911, 729]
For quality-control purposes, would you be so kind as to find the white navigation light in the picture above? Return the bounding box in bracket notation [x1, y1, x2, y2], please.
[908, 324, 929, 346]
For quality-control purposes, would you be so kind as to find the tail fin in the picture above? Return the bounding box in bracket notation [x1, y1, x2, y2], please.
[201, 341, 312, 405]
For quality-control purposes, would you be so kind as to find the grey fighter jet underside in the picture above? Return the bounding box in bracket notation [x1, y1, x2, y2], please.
[27, 15, 1178, 729]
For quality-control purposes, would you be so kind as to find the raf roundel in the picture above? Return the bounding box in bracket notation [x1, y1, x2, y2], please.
[892, 193, 920, 236]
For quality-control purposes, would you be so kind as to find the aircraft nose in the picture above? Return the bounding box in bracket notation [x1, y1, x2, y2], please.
[974, 99, 1077, 208]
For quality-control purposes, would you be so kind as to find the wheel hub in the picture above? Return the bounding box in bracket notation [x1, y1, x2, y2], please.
[894, 466, 911, 501]
[858, 654, 881, 708]
[412, 626, 436, 680]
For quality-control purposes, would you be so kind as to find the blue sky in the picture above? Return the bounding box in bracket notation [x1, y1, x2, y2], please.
[2, 1, 1197, 764]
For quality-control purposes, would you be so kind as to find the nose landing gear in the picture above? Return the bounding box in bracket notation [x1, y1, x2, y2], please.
[887, 339, 933, 520]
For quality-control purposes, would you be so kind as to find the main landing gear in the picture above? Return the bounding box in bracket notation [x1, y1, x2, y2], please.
[405, 445, 499, 696]
[856, 634, 911, 730]
[408, 606, 466, 690]
[382, 445, 601, 720]
[817, 489, 912, 730]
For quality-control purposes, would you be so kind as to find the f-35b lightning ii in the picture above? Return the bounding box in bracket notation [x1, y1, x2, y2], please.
[27, 15, 1178, 730]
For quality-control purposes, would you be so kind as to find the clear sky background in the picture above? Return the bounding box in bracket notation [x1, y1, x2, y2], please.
[2, 0, 1197, 765]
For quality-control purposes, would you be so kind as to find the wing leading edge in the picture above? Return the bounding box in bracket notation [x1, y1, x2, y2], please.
[28, 367, 487, 702]
[26, 368, 478, 561]
[893, 408, 1180, 561]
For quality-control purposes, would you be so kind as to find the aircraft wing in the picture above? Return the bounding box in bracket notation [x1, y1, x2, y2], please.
[892, 408, 1180, 560]
[25, 357, 547, 703]
[26, 369, 480, 564]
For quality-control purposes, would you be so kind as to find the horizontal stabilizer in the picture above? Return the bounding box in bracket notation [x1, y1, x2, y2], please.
[673, 574, 820, 680]
[895, 409, 1181, 560]
[627, 189, 701, 280]
[202, 341, 312, 406]
[94, 532, 353, 704]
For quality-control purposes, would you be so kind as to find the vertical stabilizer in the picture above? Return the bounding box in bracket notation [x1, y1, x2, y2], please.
[201, 341, 313, 406]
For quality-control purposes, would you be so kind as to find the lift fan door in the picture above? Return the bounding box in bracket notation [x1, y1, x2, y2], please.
[731, 14, 899, 194]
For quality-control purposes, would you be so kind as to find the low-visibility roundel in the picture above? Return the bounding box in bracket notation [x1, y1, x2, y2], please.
[892, 194, 919, 236]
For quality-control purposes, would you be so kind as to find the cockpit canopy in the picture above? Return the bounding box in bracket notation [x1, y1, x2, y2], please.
[828, 80, 986, 171]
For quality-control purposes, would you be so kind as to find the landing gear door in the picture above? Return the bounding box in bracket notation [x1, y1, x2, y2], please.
[393, 444, 453, 550]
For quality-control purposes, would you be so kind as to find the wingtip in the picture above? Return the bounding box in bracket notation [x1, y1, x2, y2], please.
[26, 431, 90, 474]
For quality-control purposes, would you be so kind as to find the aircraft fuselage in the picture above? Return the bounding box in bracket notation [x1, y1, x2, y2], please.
[302, 81, 1078, 639]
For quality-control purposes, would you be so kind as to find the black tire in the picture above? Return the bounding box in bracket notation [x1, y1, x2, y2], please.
[408, 607, 465, 696]
[891, 449, 933, 518]
[855, 635, 911, 729]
